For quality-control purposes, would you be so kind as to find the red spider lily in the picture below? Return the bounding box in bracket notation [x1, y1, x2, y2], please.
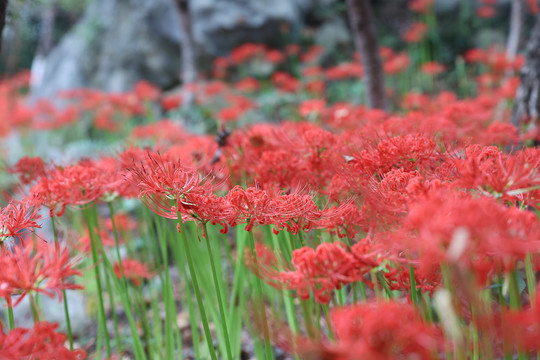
[384, 262, 441, 296]
[476, 6, 496, 18]
[421, 61, 445, 76]
[314, 202, 364, 239]
[203, 81, 226, 97]
[133, 80, 160, 102]
[503, 291, 540, 351]
[325, 62, 363, 80]
[301, 45, 324, 63]
[401, 188, 540, 278]
[0, 241, 82, 307]
[480, 122, 520, 147]
[383, 52, 411, 75]
[128, 151, 223, 220]
[105, 212, 137, 233]
[453, 145, 540, 207]
[528, 0, 539, 14]
[213, 56, 229, 68]
[248, 241, 384, 303]
[465, 46, 524, 75]
[114, 258, 154, 286]
[181, 193, 237, 233]
[272, 72, 300, 93]
[235, 77, 260, 93]
[402, 92, 431, 110]
[298, 99, 326, 118]
[217, 107, 244, 123]
[265, 49, 285, 64]
[310, 301, 443, 360]
[303, 66, 323, 78]
[0, 201, 42, 244]
[409, 0, 434, 14]
[269, 190, 321, 234]
[347, 134, 439, 180]
[9, 156, 47, 185]
[94, 156, 138, 200]
[161, 93, 182, 111]
[402, 22, 428, 43]
[226, 186, 320, 233]
[131, 120, 190, 144]
[30, 157, 134, 215]
[29, 163, 104, 216]
[0, 321, 87, 360]
[285, 44, 300, 55]
[305, 80, 326, 95]
[76, 229, 116, 254]
[360, 169, 424, 228]
[229, 43, 266, 65]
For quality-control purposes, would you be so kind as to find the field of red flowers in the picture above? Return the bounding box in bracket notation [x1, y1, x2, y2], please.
[1, 1, 540, 359]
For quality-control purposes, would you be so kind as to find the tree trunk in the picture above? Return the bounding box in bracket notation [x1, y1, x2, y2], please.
[31, 0, 56, 88]
[512, 11, 540, 130]
[506, 0, 523, 64]
[346, 0, 388, 110]
[0, 0, 8, 55]
[38, 1, 56, 57]
[175, 0, 197, 110]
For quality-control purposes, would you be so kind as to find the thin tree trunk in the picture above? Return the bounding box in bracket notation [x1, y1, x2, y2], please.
[38, 1, 56, 57]
[506, 0, 523, 64]
[31, 1, 56, 88]
[346, 0, 388, 110]
[494, 0, 524, 122]
[175, 0, 197, 110]
[0, 0, 8, 55]
[512, 11, 540, 131]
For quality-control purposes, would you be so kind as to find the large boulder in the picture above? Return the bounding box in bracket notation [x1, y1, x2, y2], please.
[32, 0, 183, 97]
[31, 0, 310, 98]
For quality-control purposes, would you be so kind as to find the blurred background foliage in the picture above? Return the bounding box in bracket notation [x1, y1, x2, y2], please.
[0, 0, 533, 77]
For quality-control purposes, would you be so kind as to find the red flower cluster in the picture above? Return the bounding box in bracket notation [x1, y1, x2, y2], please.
[114, 258, 154, 286]
[301, 301, 442, 360]
[0, 241, 82, 306]
[0, 322, 86, 360]
[0, 201, 42, 244]
[248, 240, 387, 303]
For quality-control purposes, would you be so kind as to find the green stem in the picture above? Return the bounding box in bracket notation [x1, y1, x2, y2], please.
[525, 254, 536, 302]
[103, 267, 122, 352]
[177, 215, 218, 360]
[409, 265, 419, 306]
[508, 271, 528, 360]
[51, 216, 74, 350]
[202, 223, 233, 360]
[29, 294, 41, 323]
[107, 202, 129, 353]
[84, 209, 112, 358]
[247, 229, 274, 360]
[7, 303, 14, 330]
[158, 216, 181, 359]
[90, 208, 148, 360]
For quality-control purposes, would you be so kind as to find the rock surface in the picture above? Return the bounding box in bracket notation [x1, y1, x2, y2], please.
[12, 290, 91, 338]
[31, 0, 312, 98]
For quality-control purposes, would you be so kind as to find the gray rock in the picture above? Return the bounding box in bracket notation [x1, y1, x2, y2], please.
[31, 0, 310, 99]
[314, 18, 350, 53]
[192, 0, 305, 55]
[11, 290, 91, 338]
[32, 0, 183, 98]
